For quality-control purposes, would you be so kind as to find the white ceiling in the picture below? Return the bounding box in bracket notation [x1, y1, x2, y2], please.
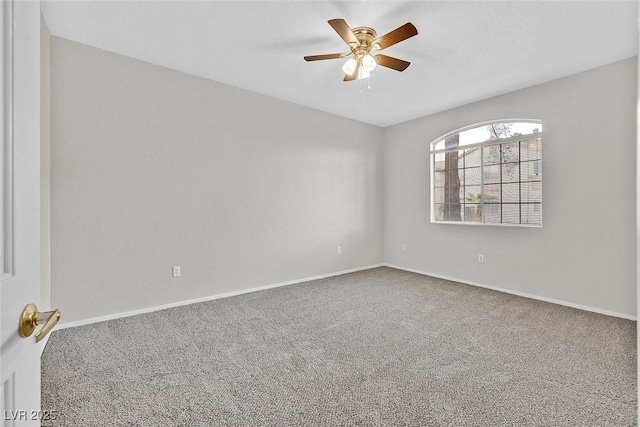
[41, 1, 638, 127]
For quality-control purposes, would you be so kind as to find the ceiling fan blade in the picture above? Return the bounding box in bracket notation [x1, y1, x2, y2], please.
[374, 54, 411, 72]
[343, 72, 357, 82]
[328, 19, 359, 48]
[304, 53, 345, 62]
[373, 22, 418, 50]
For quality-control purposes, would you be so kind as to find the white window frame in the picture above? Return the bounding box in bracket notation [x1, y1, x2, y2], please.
[430, 119, 543, 227]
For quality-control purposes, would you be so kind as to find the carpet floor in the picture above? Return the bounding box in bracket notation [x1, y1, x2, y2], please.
[41, 267, 637, 426]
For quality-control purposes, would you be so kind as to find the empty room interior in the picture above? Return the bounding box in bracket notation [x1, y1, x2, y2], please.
[5, 0, 639, 425]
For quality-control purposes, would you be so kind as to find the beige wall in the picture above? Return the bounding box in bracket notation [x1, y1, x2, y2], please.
[384, 58, 638, 317]
[50, 37, 384, 322]
[40, 14, 51, 310]
[49, 35, 637, 322]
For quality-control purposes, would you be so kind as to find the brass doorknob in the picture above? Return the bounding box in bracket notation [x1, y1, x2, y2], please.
[18, 304, 60, 342]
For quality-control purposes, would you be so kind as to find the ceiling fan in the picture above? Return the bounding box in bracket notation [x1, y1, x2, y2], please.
[304, 19, 418, 82]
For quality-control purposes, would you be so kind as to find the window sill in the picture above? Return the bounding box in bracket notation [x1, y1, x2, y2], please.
[430, 220, 542, 228]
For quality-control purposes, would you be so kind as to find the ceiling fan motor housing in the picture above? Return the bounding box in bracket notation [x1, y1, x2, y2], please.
[351, 27, 378, 58]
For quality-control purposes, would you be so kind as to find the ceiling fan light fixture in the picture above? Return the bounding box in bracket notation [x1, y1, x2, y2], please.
[342, 58, 357, 76]
[362, 54, 376, 72]
[357, 67, 371, 80]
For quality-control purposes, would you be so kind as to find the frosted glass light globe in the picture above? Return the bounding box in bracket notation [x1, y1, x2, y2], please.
[362, 54, 377, 72]
[358, 68, 371, 79]
[342, 58, 357, 75]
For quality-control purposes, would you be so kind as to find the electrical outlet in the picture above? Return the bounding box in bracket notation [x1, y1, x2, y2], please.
[172, 266, 181, 277]
[402, 244, 407, 252]
[337, 246, 342, 255]
[478, 255, 484, 263]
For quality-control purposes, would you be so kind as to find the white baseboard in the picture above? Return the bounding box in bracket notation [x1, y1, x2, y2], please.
[57, 261, 635, 330]
[384, 263, 637, 321]
[57, 263, 385, 330]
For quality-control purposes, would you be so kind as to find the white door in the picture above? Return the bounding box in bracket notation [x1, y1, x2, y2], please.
[1, 1, 55, 425]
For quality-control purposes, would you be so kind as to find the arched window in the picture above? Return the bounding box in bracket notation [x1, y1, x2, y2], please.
[430, 120, 542, 226]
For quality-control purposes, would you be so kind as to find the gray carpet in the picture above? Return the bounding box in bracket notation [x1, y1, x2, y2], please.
[41, 267, 637, 426]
